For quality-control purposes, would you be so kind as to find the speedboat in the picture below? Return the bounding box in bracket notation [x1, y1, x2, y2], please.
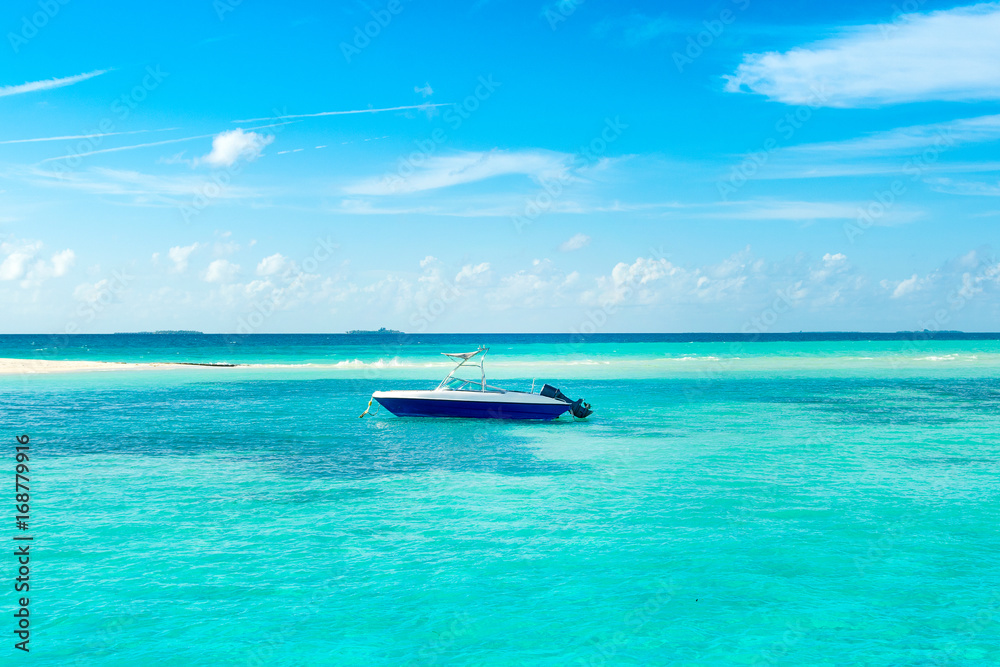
[361, 346, 593, 420]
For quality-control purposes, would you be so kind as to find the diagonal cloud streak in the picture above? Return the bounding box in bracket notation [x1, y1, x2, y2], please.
[232, 103, 452, 123]
[0, 70, 108, 98]
[0, 128, 178, 145]
[37, 121, 294, 163]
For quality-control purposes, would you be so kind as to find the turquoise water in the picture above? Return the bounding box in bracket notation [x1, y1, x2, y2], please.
[2, 335, 999, 665]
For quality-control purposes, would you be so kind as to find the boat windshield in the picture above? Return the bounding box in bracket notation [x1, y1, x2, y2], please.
[442, 377, 506, 393]
[436, 346, 491, 391]
[443, 377, 474, 390]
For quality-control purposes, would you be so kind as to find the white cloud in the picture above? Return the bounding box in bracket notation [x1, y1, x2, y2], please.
[344, 149, 574, 195]
[50, 249, 76, 277]
[583, 248, 867, 311]
[73, 278, 116, 304]
[256, 253, 289, 276]
[197, 129, 274, 167]
[168, 243, 201, 273]
[612, 256, 675, 287]
[0, 240, 41, 281]
[559, 233, 591, 252]
[886, 273, 929, 298]
[204, 259, 240, 283]
[455, 262, 491, 285]
[0, 240, 74, 286]
[725, 4, 1000, 106]
[359, 255, 467, 318]
[415, 82, 434, 97]
[486, 259, 579, 310]
[810, 253, 851, 284]
[0, 69, 107, 98]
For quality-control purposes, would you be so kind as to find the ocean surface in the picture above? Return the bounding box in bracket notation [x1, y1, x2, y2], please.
[2, 333, 999, 665]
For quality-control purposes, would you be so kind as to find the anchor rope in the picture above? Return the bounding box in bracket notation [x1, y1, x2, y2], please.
[359, 397, 379, 418]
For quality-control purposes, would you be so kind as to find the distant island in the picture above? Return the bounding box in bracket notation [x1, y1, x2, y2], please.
[113, 330, 205, 335]
[346, 328, 403, 335]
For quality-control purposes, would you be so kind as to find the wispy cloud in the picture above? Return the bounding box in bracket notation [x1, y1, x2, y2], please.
[38, 133, 218, 164]
[0, 70, 107, 98]
[927, 177, 1000, 196]
[0, 128, 176, 145]
[711, 200, 867, 221]
[680, 199, 925, 225]
[559, 233, 591, 252]
[344, 149, 574, 196]
[37, 122, 290, 164]
[592, 13, 687, 46]
[725, 3, 1000, 106]
[740, 114, 1000, 181]
[232, 103, 452, 124]
[24, 166, 261, 204]
[787, 114, 1000, 156]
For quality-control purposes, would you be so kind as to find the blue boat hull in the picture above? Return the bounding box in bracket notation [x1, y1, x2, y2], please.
[374, 396, 570, 420]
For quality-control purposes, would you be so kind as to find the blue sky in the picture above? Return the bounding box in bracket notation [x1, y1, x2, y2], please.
[2, 0, 1000, 333]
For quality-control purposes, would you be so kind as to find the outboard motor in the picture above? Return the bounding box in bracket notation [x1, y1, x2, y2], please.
[540, 384, 593, 419]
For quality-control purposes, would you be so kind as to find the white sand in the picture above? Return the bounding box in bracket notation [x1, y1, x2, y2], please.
[0, 358, 234, 375]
